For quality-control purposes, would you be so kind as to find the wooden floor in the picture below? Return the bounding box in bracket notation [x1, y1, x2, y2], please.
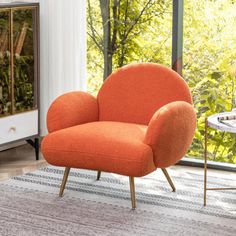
[0, 143, 47, 181]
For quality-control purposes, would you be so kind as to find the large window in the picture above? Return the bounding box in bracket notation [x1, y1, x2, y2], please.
[86, 0, 236, 165]
[87, 0, 172, 95]
[184, 0, 236, 164]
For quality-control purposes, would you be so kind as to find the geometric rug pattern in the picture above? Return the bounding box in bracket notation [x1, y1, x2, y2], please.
[0, 166, 235, 235]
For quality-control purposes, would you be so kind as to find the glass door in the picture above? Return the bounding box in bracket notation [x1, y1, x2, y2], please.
[0, 9, 11, 116]
[13, 7, 37, 113]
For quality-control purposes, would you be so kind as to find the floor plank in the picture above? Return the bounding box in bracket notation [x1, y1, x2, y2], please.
[0, 143, 47, 181]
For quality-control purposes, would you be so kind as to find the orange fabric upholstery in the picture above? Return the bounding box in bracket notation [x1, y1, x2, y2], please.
[144, 101, 196, 168]
[98, 63, 192, 125]
[41, 122, 156, 177]
[47, 91, 98, 133]
[42, 63, 196, 179]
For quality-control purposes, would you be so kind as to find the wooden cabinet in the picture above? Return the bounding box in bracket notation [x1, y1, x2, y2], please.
[0, 2, 39, 159]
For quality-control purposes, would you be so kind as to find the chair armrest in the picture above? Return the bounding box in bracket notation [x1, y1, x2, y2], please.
[144, 101, 196, 168]
[47, 91, 98, 133]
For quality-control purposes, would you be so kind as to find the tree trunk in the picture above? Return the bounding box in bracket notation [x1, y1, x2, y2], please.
[99, 0, 112, 81]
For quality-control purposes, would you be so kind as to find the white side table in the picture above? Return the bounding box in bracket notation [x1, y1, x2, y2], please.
[204, 112, 236, 206]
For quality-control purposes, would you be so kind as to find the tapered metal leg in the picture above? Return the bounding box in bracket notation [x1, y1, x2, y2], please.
[204, 118, 208, 206]
[161, 168, 176, 192]
[59, 167, 70, 197]
[129, 177, 136, 210]
[97, 171, 101, 181]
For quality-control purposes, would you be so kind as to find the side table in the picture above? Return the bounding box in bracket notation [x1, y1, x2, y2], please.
[204, 112, 236, 206]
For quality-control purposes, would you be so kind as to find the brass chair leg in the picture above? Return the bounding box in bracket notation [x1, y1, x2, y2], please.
[59, 167, 70, 197]
[161, 168, 176, 192]
[97, 171, 101, 181]
[129, 176, 136, 210]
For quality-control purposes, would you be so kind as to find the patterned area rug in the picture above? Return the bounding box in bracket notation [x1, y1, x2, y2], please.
[0, 165, 235, 236]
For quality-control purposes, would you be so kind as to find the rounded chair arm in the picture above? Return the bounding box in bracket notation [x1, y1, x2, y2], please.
[144, 101, 196, 168]
[47, 91, 98, 133]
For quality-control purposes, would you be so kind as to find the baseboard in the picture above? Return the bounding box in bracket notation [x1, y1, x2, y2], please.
[178, 157, 236, 172]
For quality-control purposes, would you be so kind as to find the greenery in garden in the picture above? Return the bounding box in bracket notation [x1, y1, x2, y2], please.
[0, 9, 35, 115]
[87, 0, 172, 92]
[183, 0, 236, 164]
[87, 0, 236, 164]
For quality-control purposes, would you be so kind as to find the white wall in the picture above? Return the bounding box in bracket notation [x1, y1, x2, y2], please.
[0, 0, 87, 135]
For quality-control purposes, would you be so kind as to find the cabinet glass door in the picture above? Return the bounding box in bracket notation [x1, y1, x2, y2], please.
[0, 10, 11, 116]
[13, 8, 37, 113]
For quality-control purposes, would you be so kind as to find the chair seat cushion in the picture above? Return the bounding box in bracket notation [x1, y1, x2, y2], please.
[41, 121, 156, 177]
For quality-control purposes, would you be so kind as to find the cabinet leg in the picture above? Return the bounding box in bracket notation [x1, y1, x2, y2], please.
[35, 138, 39, 161]
[26, 138, 40, 161]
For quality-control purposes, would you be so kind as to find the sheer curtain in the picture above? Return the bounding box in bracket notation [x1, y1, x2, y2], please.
[0, 0, 87, 135]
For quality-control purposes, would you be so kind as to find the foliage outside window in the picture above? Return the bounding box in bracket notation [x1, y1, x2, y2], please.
[87, 0, 172, 94]
[87, 0, 236, 164]
[184, 0, 236, 164]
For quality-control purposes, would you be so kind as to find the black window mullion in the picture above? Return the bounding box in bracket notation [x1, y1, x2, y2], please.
[172, 0, 184, 76]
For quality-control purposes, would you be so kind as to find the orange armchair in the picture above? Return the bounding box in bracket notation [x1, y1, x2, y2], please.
[41, 63, 196, 209]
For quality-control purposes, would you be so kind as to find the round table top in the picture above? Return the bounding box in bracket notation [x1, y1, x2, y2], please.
[208, 112, 236, 133]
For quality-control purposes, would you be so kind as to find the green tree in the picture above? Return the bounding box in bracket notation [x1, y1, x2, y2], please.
[184, 0, 236, 164]
[87, 0, 171, 81]
[87, 0, 236, 164]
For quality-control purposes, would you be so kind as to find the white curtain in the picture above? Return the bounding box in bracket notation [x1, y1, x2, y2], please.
[0, 0, 87, 135]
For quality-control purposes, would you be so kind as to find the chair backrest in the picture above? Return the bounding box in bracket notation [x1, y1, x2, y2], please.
[97, 63, 192, 125]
